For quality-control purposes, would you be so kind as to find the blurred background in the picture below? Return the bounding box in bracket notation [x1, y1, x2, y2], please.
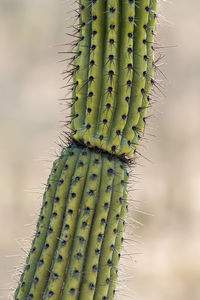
[0, 0, 200, 299]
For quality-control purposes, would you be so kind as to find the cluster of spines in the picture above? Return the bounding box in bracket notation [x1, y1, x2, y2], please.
[15, 145, 128, 300]
[69, 0, 157, 157]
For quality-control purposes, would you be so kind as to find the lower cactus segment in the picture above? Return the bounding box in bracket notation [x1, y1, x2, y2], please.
[15, 144, 128, 300]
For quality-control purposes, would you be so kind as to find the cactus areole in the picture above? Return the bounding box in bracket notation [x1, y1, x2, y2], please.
[15, 1, 158, 299]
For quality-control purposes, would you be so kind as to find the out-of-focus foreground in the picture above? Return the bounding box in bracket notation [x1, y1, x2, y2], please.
[0, 1, 200, 299]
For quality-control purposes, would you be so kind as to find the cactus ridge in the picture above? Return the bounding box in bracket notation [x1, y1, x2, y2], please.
[135, 0, 157, 136]
[15, 147, 71, 299]
[93, 163, 127, 300]
[83, 0, 107, 145]
[74, 0, 106, 143]
[27, 146, 80, 299]
[15, 146, 81, 300]
[108, 0, 135, 152]
[71, 0, 92, 134]
[120, 0, 151, 155]
[95, 0, 120, 149]
[60, 151, 103, 299]
[107, 171, 128, 300]
[43, 147, 91, 299]
[78, 156, 116, 300]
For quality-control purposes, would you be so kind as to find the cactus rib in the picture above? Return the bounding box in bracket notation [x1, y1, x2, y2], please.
[78, 157, 117, 300]
[95, 0, 120, 150]
[60, 151, 102, 299]
[43, 148, 91, 300]
[74, 0, 106, 144]
[27, 146, 79, 299]
[107, 171, 128, 300]
[71, 0, 92, 134]
[93, 163, 127, 300]
[120, 0, 151, 155]
[15, 148, 70, 299]
[135, 0, 157, 136]
[108, 0, 135, 153]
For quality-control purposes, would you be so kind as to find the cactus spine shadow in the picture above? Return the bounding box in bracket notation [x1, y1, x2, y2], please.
[15, 0, 157, 299]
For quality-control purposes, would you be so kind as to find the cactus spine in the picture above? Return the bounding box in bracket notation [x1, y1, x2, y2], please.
[15, 0, 158, 299]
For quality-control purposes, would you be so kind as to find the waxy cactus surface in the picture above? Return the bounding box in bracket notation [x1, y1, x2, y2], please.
[15, 0, 158, 299]
[71, 0, 157, 157]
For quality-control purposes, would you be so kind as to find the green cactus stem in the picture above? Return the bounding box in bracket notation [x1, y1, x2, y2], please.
[71, 0, 157, 157]
[15, 0, 158, 299]
[15, 145, 128, 300]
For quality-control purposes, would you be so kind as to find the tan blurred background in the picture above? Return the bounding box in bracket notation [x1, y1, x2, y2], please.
[0, 1, 200, 299]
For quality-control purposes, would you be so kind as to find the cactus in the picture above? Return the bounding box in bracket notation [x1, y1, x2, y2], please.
[15, 0, 158, 299]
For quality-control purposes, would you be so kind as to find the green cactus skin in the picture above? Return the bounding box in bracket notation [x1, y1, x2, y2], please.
[107, 171, 128, 300]
[107, 1, 135, 152]
[120, 0, 151, 155]
[71, 0, 157, 157]
[93, 165, 127, 300]
[78, 159, 126, 300]
[15, 145, 127, 300]
[73, 0, 106, 143]
[135, 0, 157, 137]
[71, 0, 92, 134]
[15, 147, 73, 299]
[15, 0, 158, 299]
[15, 145, 80, 299]
[95, 0, 120, 150]
[43, 148, 91, 299]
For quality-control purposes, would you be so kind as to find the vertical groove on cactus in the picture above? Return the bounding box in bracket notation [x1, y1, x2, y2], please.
[60, 151, 102, 299]
[120, 0, 151, 155]
[78, 157, 116, 300]
[43, 148, 91, 299]
[70, 4, 81, 131]
[27, 146, 80, 299]
[96, 0, 120, 150]
[71, 0, 92, 134]
[107, 171, 128, 300]
[108, 1, 135, 153]
[135, 0, 157, 136]
[14, 147, 71, 299]
[74, 0, 106, 144]
[93, 163, 127, 300]
[15, 0, 159, 299]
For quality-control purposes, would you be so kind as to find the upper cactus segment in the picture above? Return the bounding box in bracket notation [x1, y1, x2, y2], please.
[70, 0, 157, 157]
